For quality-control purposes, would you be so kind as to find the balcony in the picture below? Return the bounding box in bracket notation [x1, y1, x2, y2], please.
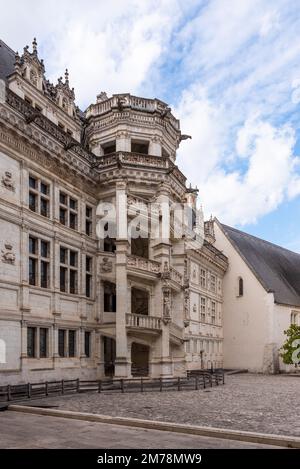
[126, 313, 162, 331]
[127, 255, 160, 279]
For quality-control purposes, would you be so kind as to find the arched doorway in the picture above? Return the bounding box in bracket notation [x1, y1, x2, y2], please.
[131, 342, 149, 376]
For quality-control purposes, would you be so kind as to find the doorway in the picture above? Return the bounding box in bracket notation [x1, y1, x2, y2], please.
[131, 342, 149, 376]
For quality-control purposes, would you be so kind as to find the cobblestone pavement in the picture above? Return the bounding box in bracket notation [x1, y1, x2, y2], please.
[20, 373, 300, 437]
[0, 411, 282, 449]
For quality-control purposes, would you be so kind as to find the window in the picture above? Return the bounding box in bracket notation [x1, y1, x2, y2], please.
[58, 329, 77, 358]
[39, 328, 48, 358]
[28, 175, 50, 217]
[59, 247, 78, 294]
[27, 326, 48, 358]
[200, 297, 206, 323]
[84, 331, 91, 358]
[104, 282, 116, 312]
[27, 327, 36, 358]
[86, 256, 92, 298]
[59, 191, 78, 230]
[58, 329, 65, 357]
[102, 141, 116, 155]
[291, 311, 300, 325]
[29, 236, 50, 288]
[238, 277, 244, 297]
[131, 140, 149, 154]
[68, 330, 76, 357]
[200, 269, 206, 288]
[85, 205, 92, 236]
[210, 274, 216, 292]
[211, 301, 216, 324]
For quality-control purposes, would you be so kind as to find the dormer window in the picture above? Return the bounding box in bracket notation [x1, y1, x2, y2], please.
[62, 97, 68, 110]
[30, 69, 38, 86]
[238, 277, 244, 297]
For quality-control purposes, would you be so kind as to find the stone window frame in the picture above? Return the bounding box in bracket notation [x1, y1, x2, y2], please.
[211, 300, 216, 324]
[59, 190, 78, 231]
[209, 273, 216, 293]
[291, 311, 300, 326]
[85, 255, 93, 298]
[200, 296, 206, 323]
[200, 268, 206, 288]
[28, 172, 51, 218]
[59, 245, 79, 295]
[27, 325, 50, 359]
[84, 330, 92, 358]
[58, 328, 78, 358]
[85, 204, 93, 237]
[29, 234, 51, 289]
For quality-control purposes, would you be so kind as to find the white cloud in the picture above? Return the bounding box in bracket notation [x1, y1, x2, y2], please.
[177, 92, 298, 224]
[1, 0, 300, 228]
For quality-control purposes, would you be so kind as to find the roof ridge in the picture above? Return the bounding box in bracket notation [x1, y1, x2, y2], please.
[221, 223, 300, 258]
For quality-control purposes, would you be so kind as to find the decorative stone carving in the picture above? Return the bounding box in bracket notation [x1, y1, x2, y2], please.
[162, 287, 171, 324]
[1, 171, 15, 192]
[100, 257, 113, 273]
[1, 243, 16, 265]
[183, 286, 190, 319]
[97, 91, 108, 102]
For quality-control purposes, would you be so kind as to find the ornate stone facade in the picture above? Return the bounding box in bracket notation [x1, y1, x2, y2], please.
[0, 38, 228, 384]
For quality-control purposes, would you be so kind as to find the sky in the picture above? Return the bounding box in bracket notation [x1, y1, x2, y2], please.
[1, 0, 300, 250]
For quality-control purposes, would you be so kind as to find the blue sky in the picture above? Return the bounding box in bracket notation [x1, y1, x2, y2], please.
[1, 0, 300, 250]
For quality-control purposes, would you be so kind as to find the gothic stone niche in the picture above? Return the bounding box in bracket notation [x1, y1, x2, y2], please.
[162, 287, 171, 324]
[1, 243, 16, 265]
[1, 171, 15, 192]
[100, 257, 113, 273]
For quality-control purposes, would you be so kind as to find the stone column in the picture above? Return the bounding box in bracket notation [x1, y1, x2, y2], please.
[20, 320, 27, 360]
[149, 135, 162, 156]
[116, 130, 130, 152]
[96, 332, 105, 378]
[53, 324, 59, 362]
[114, 180, 130, 377]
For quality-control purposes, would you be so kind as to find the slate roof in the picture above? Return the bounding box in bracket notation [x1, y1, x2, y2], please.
[0, 39, 15, 81]
[220, 223, 300, 307]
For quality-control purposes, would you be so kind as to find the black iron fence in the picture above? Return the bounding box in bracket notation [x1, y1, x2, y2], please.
[0, 370, 225, 403]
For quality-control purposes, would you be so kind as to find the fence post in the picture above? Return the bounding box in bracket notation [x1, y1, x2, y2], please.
[141, 378, 144, 393]
[27, 383, 31, 399]
[61, 379, 65, 395]
[7, 385, 11, 401]
[121, 379, 124, 393]
[210, 375, 213, 388]
[203, 375, 206, 389]
[177, 377, 181, 391]
[76, 378, 80, 393]
[223, 372, 225, 385]
[98, 380, 102, 393]
[45, 382, 49, 396]
[195, 376, 198, 390]
[160, 378, 163, 392]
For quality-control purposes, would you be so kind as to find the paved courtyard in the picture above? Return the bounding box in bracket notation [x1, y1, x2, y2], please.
[19, 373, 300, 437]
[0, 411, 282, 449]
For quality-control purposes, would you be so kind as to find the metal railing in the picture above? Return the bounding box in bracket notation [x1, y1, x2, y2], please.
[0, 371, 225, 402]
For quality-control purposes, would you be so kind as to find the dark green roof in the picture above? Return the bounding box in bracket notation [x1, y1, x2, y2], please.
[221, 223, 300, 307]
